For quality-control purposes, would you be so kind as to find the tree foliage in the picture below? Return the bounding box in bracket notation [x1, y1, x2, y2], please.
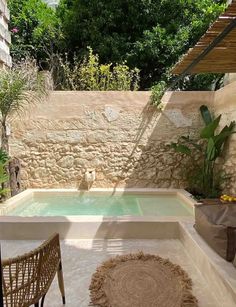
[9, 0, 226, 89]
[58, 0, 226, 89]
[8, 0, 62, 65]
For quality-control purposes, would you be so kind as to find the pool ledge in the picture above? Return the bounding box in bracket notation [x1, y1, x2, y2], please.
[0, 215, 194, 240]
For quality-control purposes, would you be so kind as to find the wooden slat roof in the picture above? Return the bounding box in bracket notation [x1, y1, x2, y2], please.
[172, 1, 236, 75]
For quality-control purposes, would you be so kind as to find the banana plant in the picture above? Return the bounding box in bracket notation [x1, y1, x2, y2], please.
[171, 105, 235, 198]
[200, 105, 235, 196]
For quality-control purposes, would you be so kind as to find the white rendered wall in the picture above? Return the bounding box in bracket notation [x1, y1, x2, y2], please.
[0, 0, 11, 67]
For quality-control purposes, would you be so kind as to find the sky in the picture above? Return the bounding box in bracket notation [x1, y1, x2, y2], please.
[43, 0, 59, 8]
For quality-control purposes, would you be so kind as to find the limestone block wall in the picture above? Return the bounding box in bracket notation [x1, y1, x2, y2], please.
[9, 91, 212, 189]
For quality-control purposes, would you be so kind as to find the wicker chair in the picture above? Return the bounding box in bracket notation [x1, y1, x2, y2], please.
[1, 233, 65, 307]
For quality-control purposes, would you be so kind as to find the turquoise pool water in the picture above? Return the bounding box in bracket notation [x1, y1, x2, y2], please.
[7, 194, 193, 217]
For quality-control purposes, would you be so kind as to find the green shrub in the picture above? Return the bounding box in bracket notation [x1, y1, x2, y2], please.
[175, 73, 225, 91]
[58, 47, 140, 91]
[150, 81, 167, 106]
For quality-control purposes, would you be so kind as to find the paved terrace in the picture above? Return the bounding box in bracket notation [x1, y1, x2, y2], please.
[2, 239, 219, 307]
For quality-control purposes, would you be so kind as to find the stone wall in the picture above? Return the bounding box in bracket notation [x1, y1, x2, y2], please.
[9, 91, 212, 189]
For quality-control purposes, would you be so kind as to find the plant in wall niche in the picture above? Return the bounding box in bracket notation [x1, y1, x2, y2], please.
[59, 47, 140, 91]
[170, 105, 235, 199]
[0, 58, 48, 195]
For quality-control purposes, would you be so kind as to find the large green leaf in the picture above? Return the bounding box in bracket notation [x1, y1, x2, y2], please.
[214, 131, 236, 152]
[206, 138, 216, 161]
[218, 121, 235, 135]
[200, 115, 221, 139]
[212, 121, 236, 152]
[200, 105, 213, 126]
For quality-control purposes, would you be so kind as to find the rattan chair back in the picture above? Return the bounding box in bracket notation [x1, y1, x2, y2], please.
[1, 233, 65, 307]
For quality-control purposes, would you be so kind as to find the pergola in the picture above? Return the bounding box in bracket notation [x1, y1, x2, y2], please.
[171, 0, 236, 83]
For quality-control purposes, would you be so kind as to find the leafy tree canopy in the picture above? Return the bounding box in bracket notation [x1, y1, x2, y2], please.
[9, 0, 226, 89]
[8, 0, 62, 65]
[58, 0, 226, 89]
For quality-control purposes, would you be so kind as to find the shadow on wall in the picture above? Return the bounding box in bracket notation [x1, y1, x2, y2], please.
[110, 101, 161, 189]
[77, 98, 163, 190]
[117, 91, 213, 190]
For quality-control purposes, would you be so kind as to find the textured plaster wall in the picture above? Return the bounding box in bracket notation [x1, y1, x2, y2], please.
[9, 91, 213, 189]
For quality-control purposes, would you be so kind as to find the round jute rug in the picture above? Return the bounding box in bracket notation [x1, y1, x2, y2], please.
[89, 252, 198, 307]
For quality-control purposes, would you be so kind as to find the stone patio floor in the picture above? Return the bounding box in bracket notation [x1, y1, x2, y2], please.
[2, 239, 220, 307]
